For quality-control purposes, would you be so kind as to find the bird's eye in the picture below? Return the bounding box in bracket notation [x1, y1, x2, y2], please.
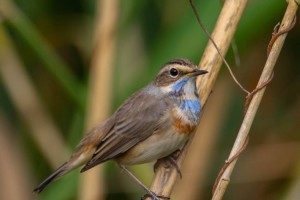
[169, 68, 179, 77]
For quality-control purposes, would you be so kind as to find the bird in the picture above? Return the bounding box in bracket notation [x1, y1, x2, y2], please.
[33, 58, 208, 200]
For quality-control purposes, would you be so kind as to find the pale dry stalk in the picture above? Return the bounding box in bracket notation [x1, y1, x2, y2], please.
[212, 0, 298, 199]
[79, 0, 118, 200]
[145, 0, 249, 199]
[0, 27, 69, 168]
[0, 113, 32, 200]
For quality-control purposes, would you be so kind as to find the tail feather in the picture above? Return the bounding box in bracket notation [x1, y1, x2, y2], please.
[33, 134, 99, 193]
[33, 163, 68, 193]
[33, 148, 95, 193]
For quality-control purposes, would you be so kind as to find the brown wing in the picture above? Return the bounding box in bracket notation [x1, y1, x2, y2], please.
[81, 86, 171, 172]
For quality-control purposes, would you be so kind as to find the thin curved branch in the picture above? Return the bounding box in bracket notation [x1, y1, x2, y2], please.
[212, 0, 298, 199]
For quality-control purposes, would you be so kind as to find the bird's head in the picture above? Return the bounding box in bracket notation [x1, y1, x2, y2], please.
[155, 59, 208, 96]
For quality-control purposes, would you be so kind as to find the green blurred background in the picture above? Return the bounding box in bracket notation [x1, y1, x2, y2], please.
[0, 0, 300, 200]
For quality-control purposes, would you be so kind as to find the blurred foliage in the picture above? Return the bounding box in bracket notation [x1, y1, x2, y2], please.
[0, 0, 300, 200]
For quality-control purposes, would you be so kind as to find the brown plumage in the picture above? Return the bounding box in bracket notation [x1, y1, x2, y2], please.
[33, 59, 208, 197]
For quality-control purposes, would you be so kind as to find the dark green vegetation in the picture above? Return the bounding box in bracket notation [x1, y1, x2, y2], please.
[1, 0, 299, 200]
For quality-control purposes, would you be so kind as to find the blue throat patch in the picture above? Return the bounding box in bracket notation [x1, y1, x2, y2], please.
[171, 78, 188, 92]
[170, 77, 201, 121]
[180, 99, 201, 121]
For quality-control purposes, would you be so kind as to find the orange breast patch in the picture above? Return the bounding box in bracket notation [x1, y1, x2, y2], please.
[172, 114, 196, 136]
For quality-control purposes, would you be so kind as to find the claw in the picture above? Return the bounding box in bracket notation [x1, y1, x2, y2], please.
[141, 192, 170, 200]
[167, 156, 182, 179]
[154, 150, 182, 179]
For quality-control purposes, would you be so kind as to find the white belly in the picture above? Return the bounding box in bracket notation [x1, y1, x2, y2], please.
[116, 129, 188, 165]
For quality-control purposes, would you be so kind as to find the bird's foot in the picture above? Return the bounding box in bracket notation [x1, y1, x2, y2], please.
[154, 150, 182, 179]
[141, 192, 170, 200]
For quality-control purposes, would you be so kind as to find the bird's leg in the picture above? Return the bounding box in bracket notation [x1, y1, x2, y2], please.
[154, 150, 182, 179]
[118, 164, 170, 200]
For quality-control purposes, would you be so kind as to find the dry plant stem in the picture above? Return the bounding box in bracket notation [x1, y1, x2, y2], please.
[79, 0, 118, 200]
[145, 0, 248, 199]
[0, 27, 69, 168]
[212, 1, 298, 200]
[0, 114, 31, 200]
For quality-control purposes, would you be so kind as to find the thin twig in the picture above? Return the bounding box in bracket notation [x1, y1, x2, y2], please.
[213, 69, 274, 195]
[267, 17, 296, 55]
[244, 72, 274, 115]
[212, 136, 249, 194]
[189, 0, 250, 95]
[212, 1, 298, 199]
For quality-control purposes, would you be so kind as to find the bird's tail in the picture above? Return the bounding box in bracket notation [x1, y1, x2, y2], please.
[33, 125, 104, 193]
[33, 162, 69, 193]
[33, 147, 95, 193]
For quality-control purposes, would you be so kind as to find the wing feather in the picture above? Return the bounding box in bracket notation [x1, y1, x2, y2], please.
[81, 85, 171, 172]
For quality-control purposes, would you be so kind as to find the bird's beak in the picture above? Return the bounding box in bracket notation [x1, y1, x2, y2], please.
[188, 69, 208, 77]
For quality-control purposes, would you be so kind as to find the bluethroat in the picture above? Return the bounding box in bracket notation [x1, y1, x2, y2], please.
[33, 58, 208, 199]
